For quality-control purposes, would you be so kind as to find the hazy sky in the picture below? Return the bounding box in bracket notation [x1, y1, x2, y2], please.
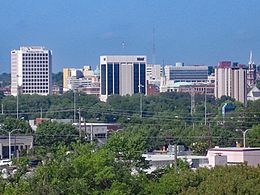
[1, 0, 260, 73]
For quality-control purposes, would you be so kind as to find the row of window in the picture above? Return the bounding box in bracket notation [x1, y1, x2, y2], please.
[23, 57, 48, 60]
[23, 86, 48, 89]
[23, 64, 49, 68]
[23, 61, 49, 63]
[23, 79, 49, 82]
[23, 72, 49, 75]
[23, 90, 48, 93]
[22, 53, 48, 57]
[23, 68, 48, 71]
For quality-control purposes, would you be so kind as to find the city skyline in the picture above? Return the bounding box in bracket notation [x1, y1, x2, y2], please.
[1, 1, 260, 73]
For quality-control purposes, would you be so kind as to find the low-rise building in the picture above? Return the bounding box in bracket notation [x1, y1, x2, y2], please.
[0, 135, 33, 159]
[207, 147, 260, 167]
[73, 122, 121, 145]
[179, 83, 215, 95]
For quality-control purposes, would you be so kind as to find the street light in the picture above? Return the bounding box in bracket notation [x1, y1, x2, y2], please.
[204, 85, 207, 126]
[236, 129, 252, 148]
[0, 125, 21, 160]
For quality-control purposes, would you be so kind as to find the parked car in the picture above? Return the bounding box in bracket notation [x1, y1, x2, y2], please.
[28, 160, 42, 167]
[0, 159, 12, 166]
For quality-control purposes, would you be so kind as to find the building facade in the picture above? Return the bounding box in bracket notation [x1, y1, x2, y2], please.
[207, 147, 260, 167]
[100, 56, 146, 101]
[63, 66, 100, 95]
[11, 46, 52, 96]
[215, 61, 247, 104]
[63, 68, 84, 91]
[0, 135, 33, 159]
[146, 64, 162, 82]
[164, 64, 208, 83]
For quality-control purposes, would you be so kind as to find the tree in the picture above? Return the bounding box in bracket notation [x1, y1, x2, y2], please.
[34, 121, 79, 147]
[0, 117, 32, 134]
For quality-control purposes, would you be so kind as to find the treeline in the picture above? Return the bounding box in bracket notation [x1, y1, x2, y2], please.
[0, 92, 259, 150]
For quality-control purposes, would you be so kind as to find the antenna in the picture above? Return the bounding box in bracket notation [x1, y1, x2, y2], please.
[152, 26, 156, 64]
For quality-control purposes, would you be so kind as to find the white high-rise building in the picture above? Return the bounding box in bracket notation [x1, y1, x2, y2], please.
[11, 46, 52, 96]
[100, 55, 146, 101]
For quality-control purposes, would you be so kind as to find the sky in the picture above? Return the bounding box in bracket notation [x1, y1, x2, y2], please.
[1, 0, 260, 73]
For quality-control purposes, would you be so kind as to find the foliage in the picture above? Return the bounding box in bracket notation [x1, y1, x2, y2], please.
[144, 166, 260, 195]
[52, 72, 63, 87]
[0, 73, 11, 87]
[0, 117, 32, 134]
[34, 121, 79, 147]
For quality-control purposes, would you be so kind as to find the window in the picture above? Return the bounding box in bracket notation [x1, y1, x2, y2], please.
[114, 63, 119, 94]
[134, 63, 139, 93]
[101, 64, 106, 95]
[107, 64, 113, 95]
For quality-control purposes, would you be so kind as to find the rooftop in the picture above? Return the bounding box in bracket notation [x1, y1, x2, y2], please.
[208, 147, 260, 152]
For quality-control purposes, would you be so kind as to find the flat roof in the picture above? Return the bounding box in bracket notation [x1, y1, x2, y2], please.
[73, 123, 120, 126]
[208, 147, 260, 152]
[142, 154, 208, 161]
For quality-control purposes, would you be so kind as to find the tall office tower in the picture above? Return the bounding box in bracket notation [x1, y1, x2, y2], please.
[146, 64, 162, 82]
[100, 56, 146, 101]
[247, 51, 256, 87]
[215, 61, 247, 105]
[164, 63, 208, 83]
[11, 46, 52, 96]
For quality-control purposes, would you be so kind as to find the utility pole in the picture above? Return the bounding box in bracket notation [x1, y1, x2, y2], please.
[84, 118, 86, 138]
[140, 93, 142, 119]
[90, 123, 93, 144]
[40, 107, 43, 119]
[190, 87, 195, 115]
[73, 90, 76, 123]
[1, 104, 3, 115]
[207, 122, 212, 148]
[78, 108, 81, 137]
[17, 89, 19, 119]
[8, 132, 11, 160]
[204, 86, 207, 126]
[16, 75, 19, 120]
[174, 144, 177, 173]
[139, 84, 144, 119]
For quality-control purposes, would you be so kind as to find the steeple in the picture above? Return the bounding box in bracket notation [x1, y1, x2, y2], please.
[249, 50, 254, 65]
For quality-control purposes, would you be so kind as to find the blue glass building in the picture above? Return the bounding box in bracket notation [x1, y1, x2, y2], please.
[100, 56, 146, 101]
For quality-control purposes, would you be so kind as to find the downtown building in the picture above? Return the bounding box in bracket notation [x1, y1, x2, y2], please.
[100, 55, 146, 101]
[11, 46, 52, 96]
[161, 63, 210, 93]
[63, 66, 100, 95]
[146, 64, 162, 95]
[164, 63, 209, 83]
[215, 61, 247, 105]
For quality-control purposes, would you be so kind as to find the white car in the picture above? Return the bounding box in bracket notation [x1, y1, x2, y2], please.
[0, 159, 12, 166]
